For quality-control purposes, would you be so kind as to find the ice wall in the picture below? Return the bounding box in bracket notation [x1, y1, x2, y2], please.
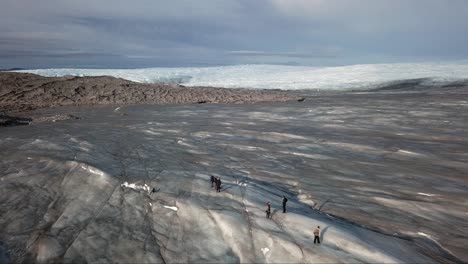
[17, 62, 468, 90]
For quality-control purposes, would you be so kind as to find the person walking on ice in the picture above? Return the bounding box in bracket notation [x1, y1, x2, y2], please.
[266, 202, 271, 218]
[314, 226, 321, 244]
[216, 177, 222, 192]
[210, 175, 215, 188]
[282, 196, 288, 213]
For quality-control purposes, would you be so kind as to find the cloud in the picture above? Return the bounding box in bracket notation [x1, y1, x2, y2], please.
[0, 0, 467, 68]
[227, 50, 339, 58]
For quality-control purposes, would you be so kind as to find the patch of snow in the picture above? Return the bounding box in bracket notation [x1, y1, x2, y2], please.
[397, 149, 423, 156]
[417, 192, 437, 197]
[281, 151, 332, 160]
[263, 132, 307, 140]
[239, 169, 250, 175]
[192, 132, 212, 138]
[142, 129, 162, 136]
[121, 181, 151, 193]
[261, 247, 270, 256]
[80, 165, 105, 176]
[415, 232, 455, 257]
[297, 193, 316, 207]
[417, 232, 441, 246]
[418, 232, 431, 238]
[227, 145, 265, 151]
[324, 142, 382, 153]
[164, 205, 178, 211]
[176, 139, 194, 148]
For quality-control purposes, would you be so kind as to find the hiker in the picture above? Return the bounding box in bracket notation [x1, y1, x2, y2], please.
[210, 175, 215, 188]
[314, 226, 321, 244]
[216, 177, 222, 192]
[266, 202, 271, 218]
[282, 196, 288, 213]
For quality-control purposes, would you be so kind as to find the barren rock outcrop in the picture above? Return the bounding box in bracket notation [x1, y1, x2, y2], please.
[0, 72, 298, 113]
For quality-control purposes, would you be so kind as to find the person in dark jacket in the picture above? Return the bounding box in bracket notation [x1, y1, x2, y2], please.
[282, 196, 288, 213]
[210, 175, 215, 188]
[266, 202, 271, 218]
[216, 177, 222, 192]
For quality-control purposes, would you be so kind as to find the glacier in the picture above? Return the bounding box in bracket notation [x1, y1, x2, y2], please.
[2, 95, 467, 262]
[17, 61, 468, 90]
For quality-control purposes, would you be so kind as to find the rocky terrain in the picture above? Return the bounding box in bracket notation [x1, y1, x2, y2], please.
[1, 86, 467, 263]
[0, 72, 299, 114]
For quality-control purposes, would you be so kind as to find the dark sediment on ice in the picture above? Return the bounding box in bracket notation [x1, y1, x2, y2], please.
[0, 114, 32, 127]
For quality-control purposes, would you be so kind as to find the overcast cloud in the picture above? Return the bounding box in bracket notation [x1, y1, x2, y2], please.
[1, 0, 468, 68]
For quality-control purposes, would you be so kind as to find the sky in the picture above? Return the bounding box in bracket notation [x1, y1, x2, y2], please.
[1, 0, 468, 68]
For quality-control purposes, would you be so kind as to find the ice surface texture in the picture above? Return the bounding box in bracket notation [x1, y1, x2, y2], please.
[1, 92, 467, 263]
[18, 62, 468, 90]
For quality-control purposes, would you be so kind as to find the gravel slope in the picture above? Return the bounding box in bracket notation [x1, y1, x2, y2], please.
[0, 72, 299, 113]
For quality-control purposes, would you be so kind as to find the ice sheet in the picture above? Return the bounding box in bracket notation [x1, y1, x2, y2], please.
[17, 62, 468, 90]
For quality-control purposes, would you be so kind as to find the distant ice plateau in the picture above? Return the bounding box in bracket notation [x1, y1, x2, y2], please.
[17, 62, 468, 90]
